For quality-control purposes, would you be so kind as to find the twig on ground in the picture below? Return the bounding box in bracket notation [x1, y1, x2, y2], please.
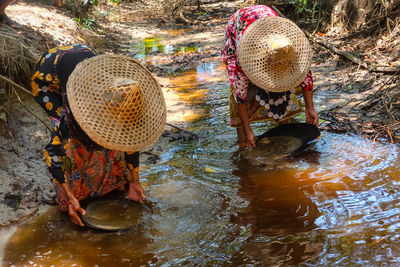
[271, 5, 285, 18]
[305, 31, 400, 73]
[166, 122, 199, 138]
[305, 31, 368, 68]
[12, 88, 51, 132]
[0, 75, 33, 96]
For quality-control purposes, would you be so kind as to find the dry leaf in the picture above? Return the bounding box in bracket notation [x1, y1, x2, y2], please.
[205, 167, 217, 173]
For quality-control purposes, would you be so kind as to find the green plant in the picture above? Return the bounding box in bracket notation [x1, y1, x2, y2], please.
[290, 0, 318, 17]
[74, 17, 97, 31]
[83, 17, 97, 31]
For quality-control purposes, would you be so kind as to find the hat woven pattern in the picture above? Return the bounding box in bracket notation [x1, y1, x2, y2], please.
[238, 16, 312, 92]
[67, 54, 166, 152]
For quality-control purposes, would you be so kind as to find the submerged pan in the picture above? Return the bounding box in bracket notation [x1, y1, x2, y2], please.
[256, 123, 320, 155]
[82, 199, 150, 231]
[242, 123, 320, 164]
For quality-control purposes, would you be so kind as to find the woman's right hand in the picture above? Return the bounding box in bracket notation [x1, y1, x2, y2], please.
[244, 127, 256, 149]
[67, 195, 86, 227]
[237, 102, 256, 149]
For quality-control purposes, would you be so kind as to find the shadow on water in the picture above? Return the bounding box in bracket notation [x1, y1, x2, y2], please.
[3, 34, 400, 266]
[229, 150, 323, 266]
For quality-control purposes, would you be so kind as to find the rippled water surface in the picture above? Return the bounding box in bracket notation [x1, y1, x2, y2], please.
[2, 37, 400, 266]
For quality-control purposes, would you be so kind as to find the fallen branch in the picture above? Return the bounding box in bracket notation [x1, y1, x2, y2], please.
[12, 88, 51, 132]
[166, 122, 199, 138]
[0, 74, 33, 96]
[370, 66, 400, 73]
[356, 78, 398, 109]
[179, 10, 193, 24]
[305, 31, 400, 73]
[270, 7, 400, 74]
[304, 31, 368, 68]
[271, 5, 285, 18]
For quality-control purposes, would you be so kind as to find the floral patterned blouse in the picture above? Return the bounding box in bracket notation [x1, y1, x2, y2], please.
[31, 44, 139, 184]
[222, 5, 313, 103]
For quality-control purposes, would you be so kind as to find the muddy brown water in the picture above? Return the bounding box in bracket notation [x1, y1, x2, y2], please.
[2, 35, 400, 266]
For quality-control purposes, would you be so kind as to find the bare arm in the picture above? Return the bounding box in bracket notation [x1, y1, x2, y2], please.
[125, 168, 146, 204]
[303, 88, 319, 126]
[61, 183, 86, 227]
[125, 152, 146, 204]
[237, 102, 256, 148]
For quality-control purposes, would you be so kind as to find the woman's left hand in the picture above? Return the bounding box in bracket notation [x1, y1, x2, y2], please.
[125, 181, 146, 204]
[305, 107, 319, 126]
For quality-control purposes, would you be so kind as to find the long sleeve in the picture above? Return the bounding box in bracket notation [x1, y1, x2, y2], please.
[32, 54, 66, 184]
[125, 152, 139, 174]
[222, 13, 249, 103]
[44, 123, 67, 184]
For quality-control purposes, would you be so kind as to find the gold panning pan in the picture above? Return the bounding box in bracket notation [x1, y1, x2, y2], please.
[67, 54, 166, 152]
[242, 123, 320, 165]
[82, 199, 150, 231]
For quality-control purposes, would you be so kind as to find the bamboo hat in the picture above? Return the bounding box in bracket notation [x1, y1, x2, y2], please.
[238, 16, 312, 92]
[67, 54, 166, 152]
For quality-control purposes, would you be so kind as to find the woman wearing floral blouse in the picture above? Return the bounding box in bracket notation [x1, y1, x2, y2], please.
[222, 5, 318, 148]
[32, 44, 166, 226]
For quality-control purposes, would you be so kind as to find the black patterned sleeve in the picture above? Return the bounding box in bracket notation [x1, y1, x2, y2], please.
[31, 54, 64, 120]
[32, 52, 65, 183]
[125, 152, 140, 174]
[44, 124, 67, 184]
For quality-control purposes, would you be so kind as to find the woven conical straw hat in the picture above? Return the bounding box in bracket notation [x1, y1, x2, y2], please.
[238, 16, 312, 92]
[67, 54, 166, 152]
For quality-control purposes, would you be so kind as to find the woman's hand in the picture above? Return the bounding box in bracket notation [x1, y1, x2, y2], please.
[244, 127, 256, 148]
[125, 181, 146, 204]
[305, 107, 319, 126]
[61, 183, 86, 227]
[67, 194, 86, 227]
[237, 102, 256, 149]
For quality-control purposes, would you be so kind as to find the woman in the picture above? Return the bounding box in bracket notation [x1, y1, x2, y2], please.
[32, 44, 166, 226]
[222, 5, 318, 148]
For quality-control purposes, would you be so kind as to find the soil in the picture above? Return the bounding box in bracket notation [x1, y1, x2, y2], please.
[0, 0, 399, 226]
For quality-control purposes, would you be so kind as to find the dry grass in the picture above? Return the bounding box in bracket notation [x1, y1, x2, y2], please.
[0, 28, 39, 92]
[0, 28, 41, 138]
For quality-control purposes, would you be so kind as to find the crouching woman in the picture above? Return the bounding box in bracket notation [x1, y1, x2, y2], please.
[31, 44, 166, 226]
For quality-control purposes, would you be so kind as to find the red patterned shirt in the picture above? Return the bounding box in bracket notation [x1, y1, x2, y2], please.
[222, 5, 313, 103]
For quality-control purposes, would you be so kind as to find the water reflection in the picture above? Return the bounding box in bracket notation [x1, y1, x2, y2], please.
[163, 61, 226, 123]
[229, 150, 323, 265]
[132, 37, 200, 60]
[3, 207, 156, 266]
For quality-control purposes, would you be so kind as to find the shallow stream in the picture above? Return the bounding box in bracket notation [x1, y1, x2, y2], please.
[2, 32, 400, 266]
